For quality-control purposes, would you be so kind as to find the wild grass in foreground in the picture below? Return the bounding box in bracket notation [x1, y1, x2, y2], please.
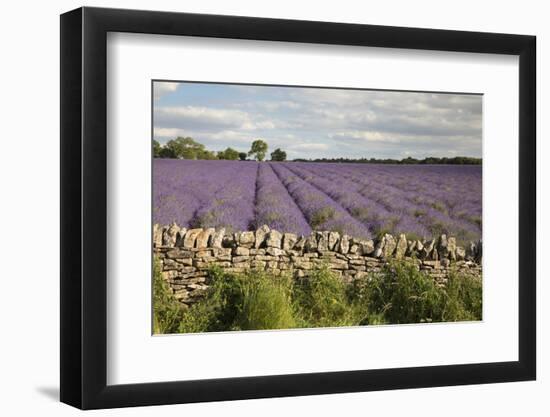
[153, 259, 482, 334]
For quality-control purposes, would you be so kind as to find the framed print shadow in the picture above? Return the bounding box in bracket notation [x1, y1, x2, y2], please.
[60, 6, 536, 410]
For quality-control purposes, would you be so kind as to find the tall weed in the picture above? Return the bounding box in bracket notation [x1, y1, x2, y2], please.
[293, 267, 357, 328]
[153, 258, 185, 334]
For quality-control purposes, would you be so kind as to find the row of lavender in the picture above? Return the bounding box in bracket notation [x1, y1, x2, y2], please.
[154, 159, 481, 244]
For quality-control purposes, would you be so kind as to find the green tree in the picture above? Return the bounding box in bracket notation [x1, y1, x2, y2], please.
[153, 139, 162, 158]
[197, 149, 218, 160]
[238, 152, 247, 161]
[402, 156, 419, 164]
[218, 147, 240, 160]
[158, 146, 177, 158]
[165, 136, 206, 159]
[248, 139, 268, 161]
[270, 148, 287, 161]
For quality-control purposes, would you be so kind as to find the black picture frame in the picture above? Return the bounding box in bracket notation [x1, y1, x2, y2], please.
[60, 6, 536, 410]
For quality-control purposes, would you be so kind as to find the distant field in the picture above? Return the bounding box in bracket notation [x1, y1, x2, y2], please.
[153, 159, 482, 243]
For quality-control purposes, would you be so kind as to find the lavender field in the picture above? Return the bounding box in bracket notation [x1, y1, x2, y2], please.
[153, 159, 481, 243]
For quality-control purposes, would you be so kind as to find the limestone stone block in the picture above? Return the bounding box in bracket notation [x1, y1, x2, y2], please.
[210, 228, 225, 248]
[153, 224, 163, 247]
[282, 233, 298, 251]
[266, 247, 285, 257]
[266, 229, 283, 248]
[395, 234, 407, 259]
[233, 246, 250, 256]
[254, 225, 270, 248]
[304, 234, 318, 252]
[162, 223, 181, 247]
[339, 234, 350, 254]
[237, 231, 255, 248]
[382, 234, 397, 258]
[183, 228, 202, 248]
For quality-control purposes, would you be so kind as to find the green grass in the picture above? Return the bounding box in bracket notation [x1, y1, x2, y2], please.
[153, 257, 482, 334]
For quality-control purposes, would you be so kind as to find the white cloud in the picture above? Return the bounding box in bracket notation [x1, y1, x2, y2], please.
[289, 143, 330, 151]
[331, 131, 400, 143]
[156, 106, 248, 126]
[245, 120, 276, 130]
[256, 101, 302, 111]
[155, 106, 277, 131]
[153, 82, 180, 100]
[203, 130, 253, 143]
[154, 127, 183, 138]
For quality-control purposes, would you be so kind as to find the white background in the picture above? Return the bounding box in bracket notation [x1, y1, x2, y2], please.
[0, 0, 546, 415]
[108, 33, 518, 384]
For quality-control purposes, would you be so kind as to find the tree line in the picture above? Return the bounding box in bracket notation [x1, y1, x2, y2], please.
[292, 156, 482, 165]
[154, 137, 481, 165]
[153, 137, 287, 161]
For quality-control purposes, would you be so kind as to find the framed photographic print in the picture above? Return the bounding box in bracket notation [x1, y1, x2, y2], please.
[60, 6, 536, 410]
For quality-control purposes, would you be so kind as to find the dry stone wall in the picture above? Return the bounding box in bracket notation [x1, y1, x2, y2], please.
[153, 223, 482, 305]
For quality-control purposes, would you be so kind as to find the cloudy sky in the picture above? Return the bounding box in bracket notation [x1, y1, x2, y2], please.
[153, 81, 482, 160]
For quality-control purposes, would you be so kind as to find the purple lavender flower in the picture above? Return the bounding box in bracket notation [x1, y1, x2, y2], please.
[153, 159, 481, 243]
